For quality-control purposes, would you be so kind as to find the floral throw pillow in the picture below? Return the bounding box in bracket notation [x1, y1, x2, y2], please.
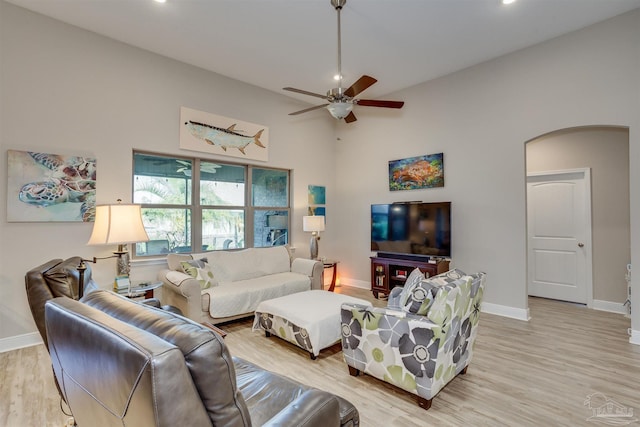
[179, 257, 207, 272]
[398, 268, 426, 309]
[402, 268, 466, 315]
[180, 259, 216, 289]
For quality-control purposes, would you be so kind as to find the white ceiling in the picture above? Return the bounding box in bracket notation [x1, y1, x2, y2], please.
[7, 0, 640, 106]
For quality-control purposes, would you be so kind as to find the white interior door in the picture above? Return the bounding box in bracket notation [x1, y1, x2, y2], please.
[527, 169, 592, 305]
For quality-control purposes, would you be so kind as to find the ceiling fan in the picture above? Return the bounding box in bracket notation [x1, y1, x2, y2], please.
[283, 0, 404, 123]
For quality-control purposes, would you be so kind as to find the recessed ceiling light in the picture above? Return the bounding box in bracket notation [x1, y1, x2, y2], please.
[154, 0, 166, 3]
[502, 0, 516, 4]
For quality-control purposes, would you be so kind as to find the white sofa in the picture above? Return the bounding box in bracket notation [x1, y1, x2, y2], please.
[157, 246, 323, 324]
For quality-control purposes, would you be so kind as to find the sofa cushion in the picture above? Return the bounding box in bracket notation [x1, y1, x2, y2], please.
[233, 356, 354, 427]
[81, 290, 251, 426]
[203, 272, 310, 319]
[206, 246, 291, 282]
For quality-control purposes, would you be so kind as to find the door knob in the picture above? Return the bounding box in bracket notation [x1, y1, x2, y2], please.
[578, 243, 584, 248]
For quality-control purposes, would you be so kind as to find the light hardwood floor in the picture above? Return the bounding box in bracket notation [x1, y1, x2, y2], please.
[2, 286, 639, 426]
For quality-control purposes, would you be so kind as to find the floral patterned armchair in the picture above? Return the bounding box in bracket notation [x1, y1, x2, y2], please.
[340, 269, 485, 410]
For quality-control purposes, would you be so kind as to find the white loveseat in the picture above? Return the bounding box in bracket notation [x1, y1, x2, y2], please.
[158, 246, 323, 324]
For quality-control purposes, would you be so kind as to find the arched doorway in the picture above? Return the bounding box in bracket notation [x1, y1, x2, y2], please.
[525, 126, 630, 313]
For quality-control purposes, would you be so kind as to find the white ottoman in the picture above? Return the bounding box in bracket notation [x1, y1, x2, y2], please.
[253, 290, 372, 359]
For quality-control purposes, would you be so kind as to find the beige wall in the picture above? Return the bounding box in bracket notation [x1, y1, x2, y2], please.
[0, 2, 336, 348]
[330, 8, 640, 332]
[526, 127, 630, 303]
[2, 2, 640, 348]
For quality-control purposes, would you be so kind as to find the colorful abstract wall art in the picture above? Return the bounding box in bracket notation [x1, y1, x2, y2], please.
[388, 153, 444, 191]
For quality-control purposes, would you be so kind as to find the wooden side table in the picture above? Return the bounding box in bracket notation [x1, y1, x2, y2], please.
[322, 260, 339, 292]
[202, 322, 228, 339]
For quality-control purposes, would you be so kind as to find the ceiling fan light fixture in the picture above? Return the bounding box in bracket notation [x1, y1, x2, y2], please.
[283, 0, 403, 123]
[327, 102, 353, 119]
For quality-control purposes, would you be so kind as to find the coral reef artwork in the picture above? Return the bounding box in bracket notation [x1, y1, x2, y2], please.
[7, 149, 96, 222]
[388, 153, 444, 191]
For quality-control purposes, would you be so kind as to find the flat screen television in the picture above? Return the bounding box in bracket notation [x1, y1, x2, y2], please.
[371, 202, 451, 258]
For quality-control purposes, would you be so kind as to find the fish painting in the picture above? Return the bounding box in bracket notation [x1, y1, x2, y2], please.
[180, 107, 269, 161]
[184, 120, 265, 155]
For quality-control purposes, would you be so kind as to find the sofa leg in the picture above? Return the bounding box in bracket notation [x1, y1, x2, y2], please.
[461, 366, 468, 375]
[265, 331, 271, 337]
[310, 352, 317, 360]
[417, 396, 433, 410]
[347, 366, 360, 377]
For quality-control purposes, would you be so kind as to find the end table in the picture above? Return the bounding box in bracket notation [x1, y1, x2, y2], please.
[322, 260, 339, 292]
[117, 281, 162, 299]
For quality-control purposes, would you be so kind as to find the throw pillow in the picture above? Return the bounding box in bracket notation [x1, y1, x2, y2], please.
[180, 260, 216, 289]
[179, 257, 207, 273]
[398, 268, 426, 308]
[425, 268, 466, 286]
[402, 268, 466, 315]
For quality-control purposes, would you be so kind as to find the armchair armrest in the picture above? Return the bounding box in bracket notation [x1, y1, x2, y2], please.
[291, 258, 323, 290]
[157, 269, 202, 321]
[262, 390, 340, 427]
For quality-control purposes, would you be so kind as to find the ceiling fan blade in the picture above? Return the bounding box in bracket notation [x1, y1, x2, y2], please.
[288, 104, 330, 116]
[356, 99, 404, 109]
[344, 111, 357, 123]
[344, 75, 377, 98]
[283, 87, 328, 100]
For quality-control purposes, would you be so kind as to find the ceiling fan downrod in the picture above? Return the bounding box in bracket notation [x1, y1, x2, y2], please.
[282, 0, 403, 123]
[332, 0, 347, 94]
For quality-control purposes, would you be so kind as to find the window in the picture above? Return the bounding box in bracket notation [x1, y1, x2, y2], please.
[133, 152, 290, 257]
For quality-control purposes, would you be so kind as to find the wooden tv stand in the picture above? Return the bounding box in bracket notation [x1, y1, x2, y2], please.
[371, 256, 450, 299]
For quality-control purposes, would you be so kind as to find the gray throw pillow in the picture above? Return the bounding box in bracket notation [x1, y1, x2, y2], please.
[398, 268, 426, 308]
[402, 268, 466, 315]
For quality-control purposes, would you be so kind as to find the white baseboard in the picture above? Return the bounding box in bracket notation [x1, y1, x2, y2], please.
[630, 329, 640, 346]
[340, 279, 370, 290]
[481, 302, 530, 321]
[591, 299, 627, 315]
[0, 332, 42, 354]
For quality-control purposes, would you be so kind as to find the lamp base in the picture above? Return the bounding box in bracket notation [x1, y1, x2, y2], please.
[115, 245, 130, 277]
[310, 236, 319, 260]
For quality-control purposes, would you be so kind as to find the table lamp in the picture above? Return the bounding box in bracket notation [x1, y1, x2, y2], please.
[87, 199, 149, 277]
[303, 215, 325, 260]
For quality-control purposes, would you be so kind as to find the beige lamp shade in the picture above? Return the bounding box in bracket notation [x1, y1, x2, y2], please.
[88, 203, 149, 245]
[303, 215, 325, 233]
